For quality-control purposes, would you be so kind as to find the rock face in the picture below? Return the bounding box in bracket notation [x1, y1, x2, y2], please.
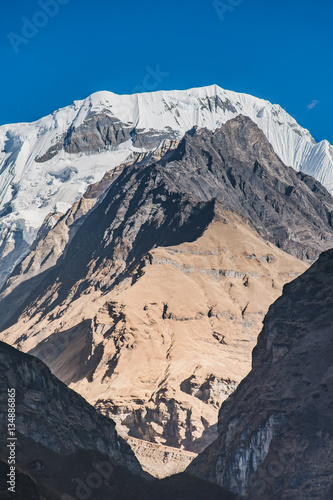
[188, 248, 333, 500]
[1, 116, 333, 466]
[127, 437, 197, 479]
[159, 116, 333, 261]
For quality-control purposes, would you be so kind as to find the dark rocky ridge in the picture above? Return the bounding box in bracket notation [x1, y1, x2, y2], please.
[0, 460, 42, 499]
[1, 115, 333, 333]
[0, 456, 238, 500]
[188, 248, 333, 499]
[36, 111, 180, 162]
[159, 116, 333, 260]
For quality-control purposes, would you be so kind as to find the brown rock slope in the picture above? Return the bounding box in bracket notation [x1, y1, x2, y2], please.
[0, 116, 333, 475]
[74, 214, 306, 450]
[188, 248, 333, 500]
[0, 214, 306, 457]
[0, 340, 238, 500]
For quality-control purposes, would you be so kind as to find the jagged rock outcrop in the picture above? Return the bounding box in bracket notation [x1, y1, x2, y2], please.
[127, 437, 197, 479]
[162, 116, 333, 260]
[188, 248, 333, 500]
[39, 113, 180, 158]
[1, 116, 333, 472]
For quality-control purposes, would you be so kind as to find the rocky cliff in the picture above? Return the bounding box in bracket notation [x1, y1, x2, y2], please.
[126, 437, 198, 479]
[1, 116, 333, 474]
[188, 248, 333, 499]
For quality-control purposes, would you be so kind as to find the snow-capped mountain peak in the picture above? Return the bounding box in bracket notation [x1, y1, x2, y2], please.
[0, 84, 332, 288]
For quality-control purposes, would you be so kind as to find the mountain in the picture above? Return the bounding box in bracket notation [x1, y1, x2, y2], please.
[0, 339, 240, 500]
[1, 115, 333, 477]
[1, 84, 333, 289]
[188, 248, 333, 499]
[0, 340, 146, 499]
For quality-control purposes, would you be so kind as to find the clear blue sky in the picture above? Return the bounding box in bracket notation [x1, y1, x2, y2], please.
[1, 0, 332, 143]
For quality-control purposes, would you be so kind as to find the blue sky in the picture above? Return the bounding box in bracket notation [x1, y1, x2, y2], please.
[1, 0, 332, 142]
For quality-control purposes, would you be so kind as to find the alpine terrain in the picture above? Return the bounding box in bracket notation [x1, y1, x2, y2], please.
[1, 85, 333, 479]
[1, 85, 333, 289]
